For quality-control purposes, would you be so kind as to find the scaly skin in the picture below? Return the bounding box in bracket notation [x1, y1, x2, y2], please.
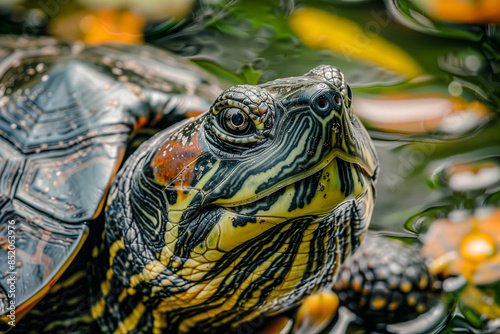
[92, 65, 379, 333]
[0, 37, 221, 332]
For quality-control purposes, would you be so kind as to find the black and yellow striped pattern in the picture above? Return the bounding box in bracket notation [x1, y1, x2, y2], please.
[96, 65, 379, 333]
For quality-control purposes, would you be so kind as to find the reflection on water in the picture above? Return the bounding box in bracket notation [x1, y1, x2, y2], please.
[288, 7, 424, 79]
[422, 209, 500, 285]
[1, 0, 499, 332]
[433, 159, 500, 192]
[353, 93, 491, 134]
[389, 0, 500, 26]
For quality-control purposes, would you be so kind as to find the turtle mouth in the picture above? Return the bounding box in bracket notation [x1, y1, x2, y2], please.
[222, 149, 374, 210]
[332, 149, 375, 177]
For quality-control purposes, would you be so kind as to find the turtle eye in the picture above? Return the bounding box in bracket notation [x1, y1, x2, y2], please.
[220, 108, 253, 135]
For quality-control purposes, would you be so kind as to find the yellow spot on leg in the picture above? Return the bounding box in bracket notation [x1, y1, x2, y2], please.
[400, 279, 412, 293]
[416, 303, 426, 313]
[388, 300, 400, 311]
[370, 296, 387, 310]
[407, 293, 417, 306]
[418, 273, 429, 290]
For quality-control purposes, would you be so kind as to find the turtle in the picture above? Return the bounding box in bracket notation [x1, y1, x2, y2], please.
[0, 37, 379, 333]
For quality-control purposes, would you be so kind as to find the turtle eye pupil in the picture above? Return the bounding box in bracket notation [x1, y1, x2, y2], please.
[232, 112, 244, 126]
[220, 107, 253, 135]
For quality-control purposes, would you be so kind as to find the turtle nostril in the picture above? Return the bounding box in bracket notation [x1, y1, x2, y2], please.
[318, 98, 326, 109]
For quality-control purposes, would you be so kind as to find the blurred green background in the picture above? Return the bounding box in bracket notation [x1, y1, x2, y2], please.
[1, 0, 500, 332]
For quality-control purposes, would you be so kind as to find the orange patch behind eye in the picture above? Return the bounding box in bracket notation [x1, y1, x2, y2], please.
[151, 131, 203, 186]
[186, 111, 205, 118]
[132, 116, 149, 133]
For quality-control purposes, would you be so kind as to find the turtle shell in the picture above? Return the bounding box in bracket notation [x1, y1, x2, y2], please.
[0, 36, 222, 325]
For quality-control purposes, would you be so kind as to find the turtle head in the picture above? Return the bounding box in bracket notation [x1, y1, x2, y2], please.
[200, 64, 377, 207]
[102, 65, 378, 332]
